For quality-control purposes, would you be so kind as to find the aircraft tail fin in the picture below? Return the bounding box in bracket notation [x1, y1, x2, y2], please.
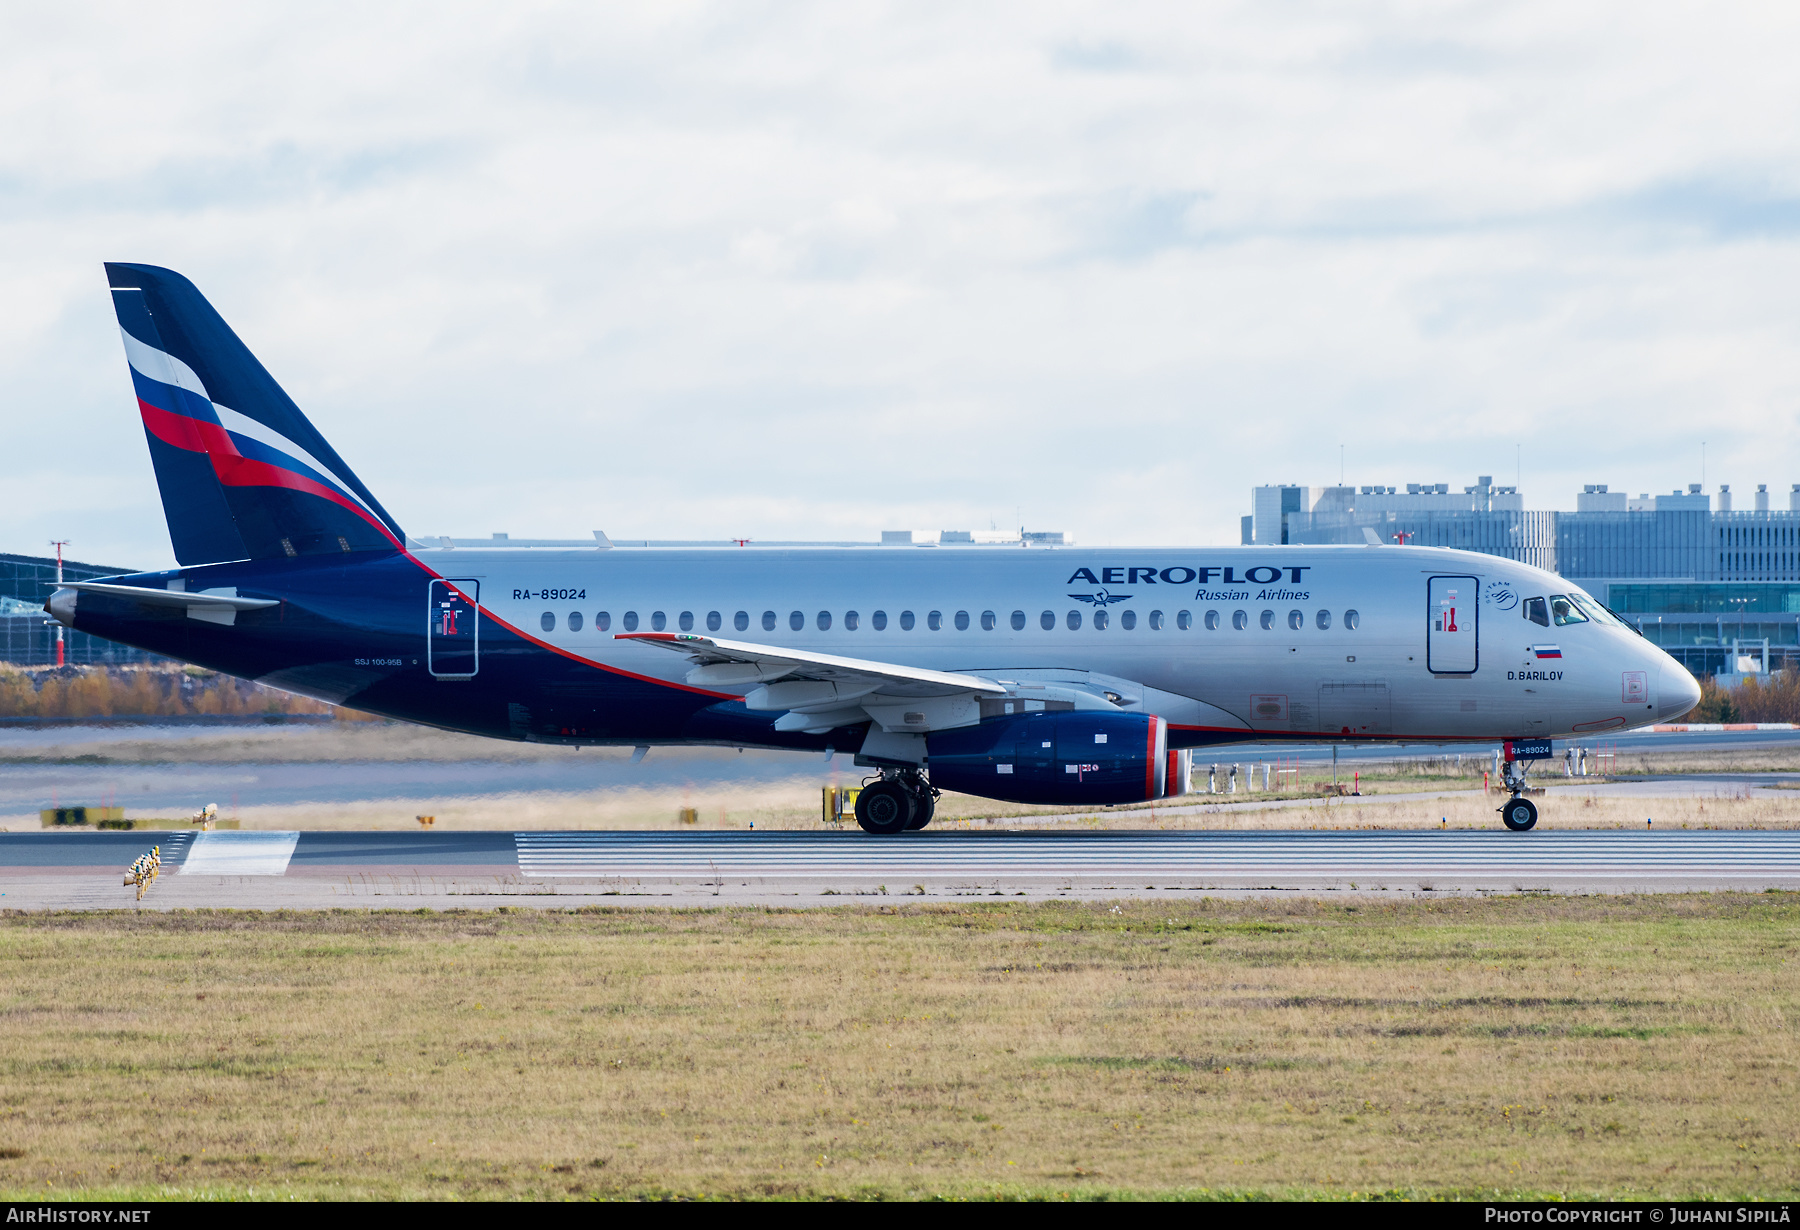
[104, 262, 405, 566]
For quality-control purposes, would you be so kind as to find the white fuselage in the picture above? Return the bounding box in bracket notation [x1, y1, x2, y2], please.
[416, 542, 1697, 743]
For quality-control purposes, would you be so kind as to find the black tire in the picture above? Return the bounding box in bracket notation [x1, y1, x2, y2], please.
[855, 782, 914, 834]
[1500, 797, 1538, 832]
[905, 792, 935, 830]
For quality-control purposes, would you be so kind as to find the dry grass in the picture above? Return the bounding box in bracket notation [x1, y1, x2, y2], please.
[0, 665, 367, 721]
[8, 776, 1800, 834]
[121, 783, 1800, 833]
[0, 897, 1795, 1201]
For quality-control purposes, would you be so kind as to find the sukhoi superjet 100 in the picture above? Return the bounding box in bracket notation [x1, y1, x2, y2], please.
[47, 264, 1702, 833]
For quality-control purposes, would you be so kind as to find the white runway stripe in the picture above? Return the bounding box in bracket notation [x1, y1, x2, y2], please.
[513, 831, 1800, 878]
[180, 830, 299, 876]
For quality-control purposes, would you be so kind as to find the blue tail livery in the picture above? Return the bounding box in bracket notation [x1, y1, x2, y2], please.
[105, 263, 404, 564]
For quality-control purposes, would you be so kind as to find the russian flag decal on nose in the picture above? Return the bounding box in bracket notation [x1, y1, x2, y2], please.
[1532, 645, 1562, 659]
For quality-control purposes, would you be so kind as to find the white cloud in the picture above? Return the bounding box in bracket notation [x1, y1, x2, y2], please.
[2, 0, 1798, 568]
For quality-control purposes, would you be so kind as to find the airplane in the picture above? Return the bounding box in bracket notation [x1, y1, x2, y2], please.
[45, 263, 1702, 834]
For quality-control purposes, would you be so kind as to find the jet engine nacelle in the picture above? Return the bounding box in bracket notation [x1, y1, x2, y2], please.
[926, 712, 1169, 805]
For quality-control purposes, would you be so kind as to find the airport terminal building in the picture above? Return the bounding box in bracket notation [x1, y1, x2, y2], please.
[1249, 479, 1800, 677]
[0, 551, 163, 667]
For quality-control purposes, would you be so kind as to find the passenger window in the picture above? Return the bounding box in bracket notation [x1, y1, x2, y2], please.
[596, 611, 611, 632]
[540, 611, 556, 632]
[1011, 610, 1026, 631]
[928, 611, 942, 631]
[981, 611, 996, 631]
[845, 610, 860, 631]
[1094, 609, 1108, 630]
[955, 610, 970, 631]
[1066, 610, 1082, 630]
[1549, 595, 1588, 626]
[816, 611, 831, 631]
[707, 611, 722, 632]
[1120, 610, 1136, 630]
[873, 610, 888, 630]
[1205, 610, 1219, 630]
[761, 610, 776, 632]
[1288, 610, 1304, 630]
[733, 610, 748, 632]
[1344, 610, 1359, 631]
[652, 611, 667, 631]
[568, 611, 584, 632]
[1316, 609, 1331, 630]
[1232, 610, 1248, 630]
[679, 611, 693, 632]
[1177, 610, 1192, 630]
[1523, 597, 1549, 627]
[1149, 610, 1164, 630]
[900, 611, 916, 631]
[1260, 610, 1275, 630]
[1040, 611, 1055, 630]
[624, 611, 639, 632]
[789, 611, 805, 632]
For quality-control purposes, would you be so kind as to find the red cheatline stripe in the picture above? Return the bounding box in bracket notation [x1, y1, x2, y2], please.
[140, 397, 401, 549]
[212, 454, 401, 547]
[146, 394, 720, 699]
[139, 399, 236, 455]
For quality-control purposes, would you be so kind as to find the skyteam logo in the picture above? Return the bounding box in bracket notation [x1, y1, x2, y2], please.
[1069, 587, 1132, 606]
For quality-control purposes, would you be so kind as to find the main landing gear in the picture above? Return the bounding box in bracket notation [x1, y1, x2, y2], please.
[1497, 759, 1539, 832]
[854, 768, 938, 835]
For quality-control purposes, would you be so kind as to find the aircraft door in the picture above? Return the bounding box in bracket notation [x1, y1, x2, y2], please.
[1426, 575, 1478, 674]
[428, 580, 480, 678]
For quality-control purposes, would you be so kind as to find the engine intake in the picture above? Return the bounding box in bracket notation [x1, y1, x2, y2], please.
[926, 712, 1169, 805]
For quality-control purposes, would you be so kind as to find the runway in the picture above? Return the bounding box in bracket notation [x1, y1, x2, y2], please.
[3, 828, 1797, 908]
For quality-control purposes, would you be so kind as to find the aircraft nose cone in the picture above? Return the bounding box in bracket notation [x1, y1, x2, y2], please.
[1660, 664, 1702, 721]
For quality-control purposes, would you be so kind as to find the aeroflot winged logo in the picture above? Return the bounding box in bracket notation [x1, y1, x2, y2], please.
[1069, 588, 1131, 606]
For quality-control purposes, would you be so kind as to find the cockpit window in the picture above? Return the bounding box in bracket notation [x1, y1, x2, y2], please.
[1549, 595, 1588, 626]
[1568, 591, 1621, 627]
[1523, 597, 1549, 627]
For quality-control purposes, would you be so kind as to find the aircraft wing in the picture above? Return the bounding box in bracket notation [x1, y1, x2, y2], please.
[614, 632, 1004, 696]
[614, 631, 1016, 737]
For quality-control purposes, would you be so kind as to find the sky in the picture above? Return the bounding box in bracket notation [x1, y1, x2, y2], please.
[2, 1, 1798, 569]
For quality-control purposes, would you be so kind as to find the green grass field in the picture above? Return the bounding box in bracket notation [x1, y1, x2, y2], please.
[1, 897, 1796, 1200]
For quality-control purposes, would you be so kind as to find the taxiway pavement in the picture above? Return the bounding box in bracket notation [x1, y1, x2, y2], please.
[3, 828, 1796, 909]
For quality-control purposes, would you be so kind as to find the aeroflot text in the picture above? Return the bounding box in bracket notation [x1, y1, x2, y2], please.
[1066, 567, 1311, 586]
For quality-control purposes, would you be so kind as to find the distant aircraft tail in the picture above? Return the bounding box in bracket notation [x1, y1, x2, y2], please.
[104, 262, 405, 566]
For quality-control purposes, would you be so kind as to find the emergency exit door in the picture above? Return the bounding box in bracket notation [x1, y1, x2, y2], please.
[428, 579, 480, 678]
[1426, 575, 1478, 674]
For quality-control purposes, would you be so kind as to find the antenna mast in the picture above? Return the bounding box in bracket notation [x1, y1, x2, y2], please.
[49, 540, 69, 667]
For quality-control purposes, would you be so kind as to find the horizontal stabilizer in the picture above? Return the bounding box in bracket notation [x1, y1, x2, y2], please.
[57, 581, 279, 611]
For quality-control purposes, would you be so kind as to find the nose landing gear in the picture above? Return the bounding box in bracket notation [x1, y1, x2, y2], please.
[1500, 796, 1538, 831]
[1497, 757, 1539, 831]
[853, 768, 938, 834]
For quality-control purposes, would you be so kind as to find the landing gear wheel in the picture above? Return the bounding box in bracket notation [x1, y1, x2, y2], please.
[905, 791, 935, 830]
[855, 781, 915, 835]
[1500, 797, 1539, 832]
